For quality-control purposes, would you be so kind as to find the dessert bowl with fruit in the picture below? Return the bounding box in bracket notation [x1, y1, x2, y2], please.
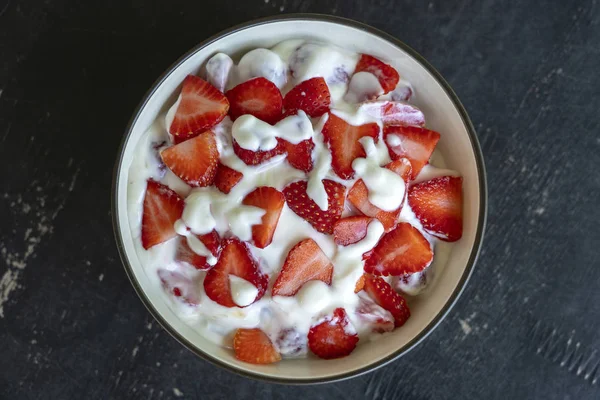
[112, 14, 487, 383]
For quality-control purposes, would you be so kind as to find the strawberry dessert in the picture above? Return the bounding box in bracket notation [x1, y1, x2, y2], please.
[127, 40, 464, 364]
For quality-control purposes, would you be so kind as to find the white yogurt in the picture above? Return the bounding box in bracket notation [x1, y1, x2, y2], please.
[231, 112, 313, 151]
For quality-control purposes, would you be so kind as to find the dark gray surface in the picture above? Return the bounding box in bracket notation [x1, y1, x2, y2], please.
[1, 0, 599, 399]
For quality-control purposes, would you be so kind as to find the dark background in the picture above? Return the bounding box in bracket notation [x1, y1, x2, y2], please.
[1, 0, 599, 398]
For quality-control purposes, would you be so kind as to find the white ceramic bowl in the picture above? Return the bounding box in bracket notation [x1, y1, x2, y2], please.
[112, 14, 487, 384]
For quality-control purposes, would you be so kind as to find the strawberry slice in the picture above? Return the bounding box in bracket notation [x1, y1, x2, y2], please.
[141, 180, 184, 249]
[383, 125, 441, 179]
[272, 238, 334, 296]
[233, 328, 281, 364]
[363, 222, 433, 276]
[233, 139, 286, 166]
[360, 101, 425, 127]
[283, 179, 345, 234]
[161, 130, 219, 187]
[281, 139, 314, 172]
[214, 163, 243, 194]
[242, 187, 285, 249]
[157, 269, 200, 306]
[408, 176, 463, 242]
[203, 239, 268, 308]
[169, 75, 229, 142]
[226, 77, 283, 124]
[333, 216, 373, 246]
[354, 273, 367, 293]
[175, 230, 221, 270]
[283, 77, 331, 117]
[362, 275, 411, 327]
[322, 113, 379, 179]
[347, 158, 412, 231]
[355, 295, 395, 333]
[354, 54, 400, 94]
[308, 308, 359, 359]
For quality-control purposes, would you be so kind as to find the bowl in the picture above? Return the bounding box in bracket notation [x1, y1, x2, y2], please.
[112, 14, 487, 384]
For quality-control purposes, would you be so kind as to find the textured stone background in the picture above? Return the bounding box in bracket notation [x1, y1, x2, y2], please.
[1, 0, 599, 398]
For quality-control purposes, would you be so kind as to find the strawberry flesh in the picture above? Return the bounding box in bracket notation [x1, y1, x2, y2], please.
[226, 77, 283, 124]
[141, 180, 184, 249]
[161, 130, 219, 187]
[233, 328, 281, 364]
[175, 230, 221, 270]
[363, 275, 411, 327]
[360, 101, 425, 127]
[354, 54, 400, 94]
[242, 186, 285, 249]
[383, 125, 441, 179]
[233, 139, 286, 166]
[214, 163, 243, 194]
[308, 308, 359, 359]
[281, 138, 314, 172]
[283, 77, 331, 117]
[333, 216, 373, 246]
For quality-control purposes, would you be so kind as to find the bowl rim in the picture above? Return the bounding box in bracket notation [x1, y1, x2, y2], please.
[111, 13, 488, 385]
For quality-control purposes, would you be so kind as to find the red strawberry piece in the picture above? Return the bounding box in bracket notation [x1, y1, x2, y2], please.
[226, 77, 283, 124]
[363, 222, 433, 276]
[161, 130, 219, 187]
[408, 176, 463, 242]
[141, 180, 184, 249]
[360, 101, 425, 127]
[283, 179, 345, 234]
[283, 77, 331, 117]
[308, 308, 359, 359]
[242, 187, 285, 249]
[203, 239, 268, 308]
[362, 275, 411, 327]
[175, 230, 221, 270]
[157, 269, 200, 306]
[383, 125, 441, 179]
[355, 295, 395, 333]
[354, 54, 400, 94]
[214, 163, 243, 194]
[169, 75, 229, 142]
[322, 113, 379, 179]
[233, 139, 286, 166]
[333, 216, 373, 246]
[281, 139, 314, 172]
[347, 158, 412, 231]
[272, 238, 334, 296]
[233, 328, 281, 364]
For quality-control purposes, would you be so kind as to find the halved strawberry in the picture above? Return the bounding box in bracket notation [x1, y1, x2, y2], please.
[242, 187, 285, 249]
[360, 101, 425, 127]
[141, 180, 184, 249]
[363, 275, 410, 327]
[283, 77, 331, 117]
[355, 295, 395, 333]
[308, 308, 359, 359]
[408, 176, 463, 242]
[161, 130, 219, 187]
[226, 77, 283, 124]
[347, 158, 412, 231]
[383, 125, 441, 179]
[233, 328, 281, 364]
[272, 238, 334, 296]
[233, 139, 286, 166]
[354, 54, 400, 94]
[203, 239, 268, 308]
[283, 179, 345, 234]
[333, 216, 373, 246]
[281, 139, 314, 172]
[363, 222, 433, 276]
[175, 230, 221, 270]
[169, 75, 229, 142]
[214, 163, 243, 194]
[322, 113, 380, 179]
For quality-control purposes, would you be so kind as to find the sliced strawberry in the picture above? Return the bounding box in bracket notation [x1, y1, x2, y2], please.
[355, 273, 367, 293]
[226, 77, 283, 124]
[283, 179, 345, 234]
[283, 77, 331, 117]
[408, 176, 463, 242]
[281, 139, 314, 172]
[308, 308, 359, 359]
[360, 101, 425, 127]
[233, 139, 286, 166]
[233, 328, 281, 364]
[169, 75, 229, 142]
[272, 238, 334, 296]
[363, 275, 410, 327]
[363, 222, 433, 276]
[157, 269, 200, 306]
[355, 295, 395, 333]
[214, 163, 243, 194]
[354, 54, 400, 94]
[333, 216, 373, 246]
[175, 230, 222, 270]
[242, 187, 285, 249]
[161, 130, 219, 187]
[347, 158, 412, 231]
[322, 113, 379, 179]
[203, 239, 268, 308]
[141, 180, 184, 249]
[383, 125, 441, 179]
